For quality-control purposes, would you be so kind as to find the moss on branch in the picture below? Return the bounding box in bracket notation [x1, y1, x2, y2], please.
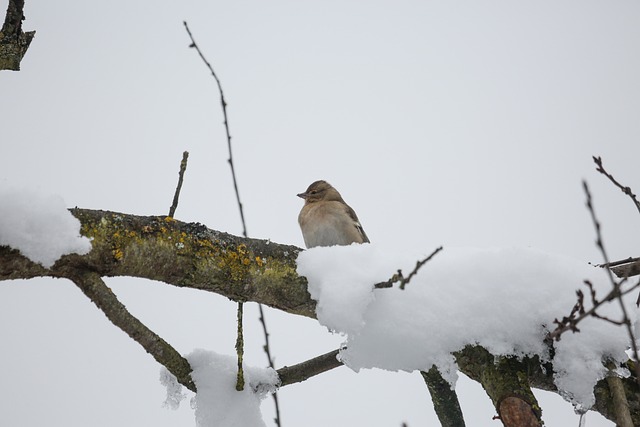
[8, 208, 314, 317]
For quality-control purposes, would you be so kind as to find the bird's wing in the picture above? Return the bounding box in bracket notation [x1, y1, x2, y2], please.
[345, 204, 370, 243]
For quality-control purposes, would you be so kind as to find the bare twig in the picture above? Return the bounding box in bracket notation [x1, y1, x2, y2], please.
[183, 21, 247, 238]
[183, 21, 280, 424]
[593, 156, 640, 215]
[168, 151, 189, 218]
[277, 350, 342, 386]
[235, 301, 245, 390]
[374, 246, 443, 290]
[549, 181, 640, 383]
[258, 304, 282, 425]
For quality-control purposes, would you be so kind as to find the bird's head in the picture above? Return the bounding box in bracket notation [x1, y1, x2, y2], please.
[297, 180, 344, 203]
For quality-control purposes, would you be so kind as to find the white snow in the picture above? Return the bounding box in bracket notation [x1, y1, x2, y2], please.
[297, 243, 637, 411]
[160, 368, 187, 410]
[0, 187, 92, 268]
[162, 350, 279, 427]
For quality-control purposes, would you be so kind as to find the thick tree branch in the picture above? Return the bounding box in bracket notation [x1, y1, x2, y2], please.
[1, 208, 638, 424]
[0, 208, 313, 317]
[0, 0, 35, 71]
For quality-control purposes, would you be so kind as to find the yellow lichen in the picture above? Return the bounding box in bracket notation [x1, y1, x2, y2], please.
[113, 248, 124, 261]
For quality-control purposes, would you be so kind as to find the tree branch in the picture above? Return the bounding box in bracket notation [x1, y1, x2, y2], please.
[421, 366, 466, 427]
[0, 208, 313, 317]
[1, 208, 638, 424]
[605, 360, 634, 427]
[69, 270, 196, 392]
[277, 349, 342, 387]
[0, 0, 35, 71]
[168, 151, 189, 218]
[593, 156, 640, 215]
[374, 246, 443, 290]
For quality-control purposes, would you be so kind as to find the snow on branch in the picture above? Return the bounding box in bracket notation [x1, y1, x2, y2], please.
[1, 207, 638, 424]
[297, 243, 636, 415]
[0, 188, 91, 267]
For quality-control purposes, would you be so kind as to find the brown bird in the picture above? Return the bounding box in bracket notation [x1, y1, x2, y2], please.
[297, 180, 370, 248]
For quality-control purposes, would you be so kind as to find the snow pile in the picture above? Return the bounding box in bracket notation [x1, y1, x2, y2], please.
[0, 187, 92, 267]
[162, 350, 279, 427]
[297, 244, 636, 410]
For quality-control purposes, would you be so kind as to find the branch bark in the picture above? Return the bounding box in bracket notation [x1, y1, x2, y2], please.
[0, 0, 35, 71]
[277, 349, 342, 386]
[422, 366, 466, 426]
[0, 208, 312, 317]
[69, 270, 196, 392]
[1, 208, 638, 424]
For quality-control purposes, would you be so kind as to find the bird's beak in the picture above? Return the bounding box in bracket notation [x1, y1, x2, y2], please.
[297, 192, 307, 199]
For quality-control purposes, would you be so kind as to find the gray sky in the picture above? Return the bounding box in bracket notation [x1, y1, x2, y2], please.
[2, 1, 640, 425]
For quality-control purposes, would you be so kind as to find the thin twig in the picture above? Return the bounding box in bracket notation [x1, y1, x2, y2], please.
[548, 185, 640, 342]
[183, 21, 247, 238]
[593, 156, 640, 215]
[548, 182, 640, 383]
[235, 301, 245, 391]
[374, 246, 443, 290]
[183, 21, 281, 424]
[584, 179, 640, 374]
[258, 304, 282, 425]
[168, 151, 189, 218]
[277, 350, 342, 386]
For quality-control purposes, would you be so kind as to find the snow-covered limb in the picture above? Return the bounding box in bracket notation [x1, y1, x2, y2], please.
[0, 188, 92, 267]
[0, 208, 312, 315]
[297, 243, 639, 423]
[1, 208, 638, 425]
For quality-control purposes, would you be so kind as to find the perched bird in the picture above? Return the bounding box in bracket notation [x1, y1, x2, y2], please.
[297, 180, 370, 248]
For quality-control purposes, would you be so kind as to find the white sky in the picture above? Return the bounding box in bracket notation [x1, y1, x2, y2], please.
[2, 1, 640, 426]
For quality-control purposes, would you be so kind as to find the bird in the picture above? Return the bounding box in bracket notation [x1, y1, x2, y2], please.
[297, 180, 370, 248]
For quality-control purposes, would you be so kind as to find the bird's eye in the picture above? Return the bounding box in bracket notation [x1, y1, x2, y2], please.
[310, 190, 317, 194]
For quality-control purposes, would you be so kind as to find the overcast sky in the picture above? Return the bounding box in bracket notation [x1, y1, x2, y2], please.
[2, 1, 640, 426]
